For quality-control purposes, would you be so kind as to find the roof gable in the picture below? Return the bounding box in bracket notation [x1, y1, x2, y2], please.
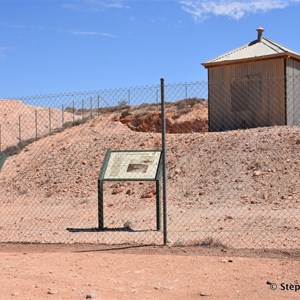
[202, 36, 300, 67]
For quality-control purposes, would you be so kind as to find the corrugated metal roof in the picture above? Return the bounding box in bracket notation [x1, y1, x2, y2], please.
[202, 36, 300, 67]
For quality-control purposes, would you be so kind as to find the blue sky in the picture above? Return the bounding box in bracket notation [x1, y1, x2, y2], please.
[1, 0, 300, 97]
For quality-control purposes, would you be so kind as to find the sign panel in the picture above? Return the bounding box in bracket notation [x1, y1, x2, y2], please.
[102, 150, 161, 180]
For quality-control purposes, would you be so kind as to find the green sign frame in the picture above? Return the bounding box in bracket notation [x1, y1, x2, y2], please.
[98, 149, 162, 231]
[0, 153, 7, 171]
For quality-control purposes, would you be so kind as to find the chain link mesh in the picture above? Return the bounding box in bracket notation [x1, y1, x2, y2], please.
[0, 78, 299, 249]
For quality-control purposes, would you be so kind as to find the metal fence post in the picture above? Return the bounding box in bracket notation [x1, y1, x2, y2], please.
[90, 97, 93, 119]
[49, 108, 51, 134]
[72, 101, 75, 124]
[185, 83, 188, 99]
[19, 115, 22, 142]
[156, 180, 161, 231]
[160, 78, 168, 246]
[128, 89, 131, 106]
[35, 110, 38, 140]
[82, 99, 84, 121]
[62, 105, 64, 127]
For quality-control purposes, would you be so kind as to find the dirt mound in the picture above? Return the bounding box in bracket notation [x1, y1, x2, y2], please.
[120, 112, 208, 133]
[0, 112, 299, 210]
[0, 99, 76, 149]
[0, 96, 298, 209]
[118, 98, 208, 133]
[0, 115, 161, 201]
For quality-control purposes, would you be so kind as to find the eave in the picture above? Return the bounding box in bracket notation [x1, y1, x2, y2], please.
[202, 52, 300, 68]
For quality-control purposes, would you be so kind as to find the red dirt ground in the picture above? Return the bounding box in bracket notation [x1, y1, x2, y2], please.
[0, 244, 299, 300]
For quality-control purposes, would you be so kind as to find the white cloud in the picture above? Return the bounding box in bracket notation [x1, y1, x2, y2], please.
[63, 0, 128, 12]
[69, 30, 117, 38]
[179, 0, 300, 21]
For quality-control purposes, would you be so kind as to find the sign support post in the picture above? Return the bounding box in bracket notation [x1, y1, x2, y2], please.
[156, 180, 161, 231]
[98, 180, 104, 230]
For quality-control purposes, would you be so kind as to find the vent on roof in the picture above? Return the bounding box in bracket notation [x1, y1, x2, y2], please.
[256, 27, 264, 42]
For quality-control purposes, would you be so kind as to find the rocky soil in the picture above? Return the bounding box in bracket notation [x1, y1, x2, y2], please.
[1, 117, 298, 209]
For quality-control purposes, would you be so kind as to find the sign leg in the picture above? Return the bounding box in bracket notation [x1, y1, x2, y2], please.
[98, 180, 104, 230]
[156, 180, 161, 231]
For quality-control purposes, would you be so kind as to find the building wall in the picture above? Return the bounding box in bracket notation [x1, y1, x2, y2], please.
[208, 59, 286, 132]
[286, 58, 300, 126]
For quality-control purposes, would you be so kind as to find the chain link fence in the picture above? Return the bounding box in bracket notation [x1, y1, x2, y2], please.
[0, 77, 299, 250]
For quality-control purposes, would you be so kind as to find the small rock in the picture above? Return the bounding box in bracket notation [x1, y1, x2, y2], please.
[47, 289, 57, 295]
[253, 171, 261, 176]
[236, 185, 243, 191]
[174, 168, 181, 175]
[141, 192, 153, 199]
[126, 189, 134, 195]
[112, 187, 123, 195]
